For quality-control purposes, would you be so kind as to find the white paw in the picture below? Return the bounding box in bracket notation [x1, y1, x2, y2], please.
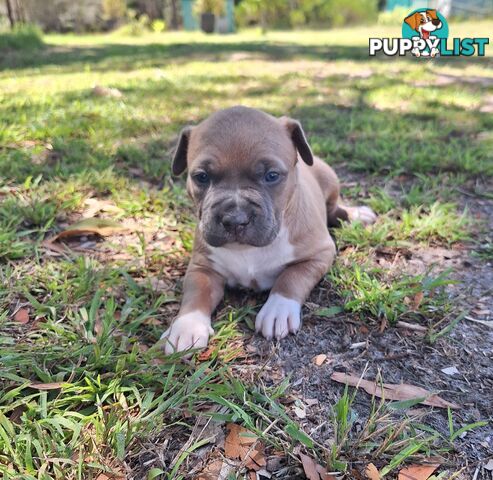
[255, 294, 301, 340]
[160, 311, 213, 355]
[412, 48, 421, 57]
[349, 206, 377, 226]
[430, 47, 439, 57]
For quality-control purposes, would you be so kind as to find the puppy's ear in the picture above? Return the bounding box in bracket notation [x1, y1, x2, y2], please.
[404, 12, 419, 31]
[427, 9, 438, 19]
[280, 117, 313, 166]
[172, 126, 193, 176]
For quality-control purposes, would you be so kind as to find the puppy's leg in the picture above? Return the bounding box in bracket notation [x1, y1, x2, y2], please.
[332, 204, 377, 226]
[321, 164, 377, 227]
[161, 265, 224, 354]
[255, 242, 336, 340]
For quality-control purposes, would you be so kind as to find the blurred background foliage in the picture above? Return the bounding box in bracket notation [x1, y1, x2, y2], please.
[0, 0, 382, 35]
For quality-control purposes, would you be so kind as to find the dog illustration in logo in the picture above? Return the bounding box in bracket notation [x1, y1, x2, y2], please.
[404, 9, 442, 57]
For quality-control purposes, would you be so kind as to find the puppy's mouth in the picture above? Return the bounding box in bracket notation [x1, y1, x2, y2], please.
[200, 219, 279, 248]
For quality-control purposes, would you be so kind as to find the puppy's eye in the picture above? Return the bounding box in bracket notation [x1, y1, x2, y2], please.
[193, 172, 210, 185]
[264, 171, 280, 184]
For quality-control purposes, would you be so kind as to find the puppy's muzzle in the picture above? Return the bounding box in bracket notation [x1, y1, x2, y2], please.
[220, 208, 251, 235]
[201, 189, 278, 247]
[432, 19, 441, 27]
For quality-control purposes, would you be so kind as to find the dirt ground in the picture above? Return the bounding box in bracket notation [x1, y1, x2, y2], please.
[224, 174, 493, 479]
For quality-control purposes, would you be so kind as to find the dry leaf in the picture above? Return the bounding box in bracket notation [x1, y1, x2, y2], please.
[312, 354, 327, 366]
[14, 308, 29, 324]
[365, 463, 380, 480]
[300, 453, 321, 480]
[316, 464, 337, 480]
[51, 218, 128, 241]
[299, 454, 333, 480]
[224, 424, 265, 471]
[197, 346, 215, 362]
[293, 406, 306, 419]
[95, 475, 124, 480]
[83, 198, 123, 218]
[411, 291, 424, 310]
[441, 366, 459, 376]
[41, 239, 68, 255]
[29, 382, 66, 390]
[197, 459, 225, 480]
[398, 463, 439, 480]
[330, 372, 459, 409]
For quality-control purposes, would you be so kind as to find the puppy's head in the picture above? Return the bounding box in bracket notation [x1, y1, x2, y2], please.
[172, 106, 313, 247]
[404, 10, 442, 37]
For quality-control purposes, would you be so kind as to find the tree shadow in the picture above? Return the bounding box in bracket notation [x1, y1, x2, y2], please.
[1, 41, 372, 72]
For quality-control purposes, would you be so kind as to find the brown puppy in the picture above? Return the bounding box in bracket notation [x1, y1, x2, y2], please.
[161, 106, 376, 354]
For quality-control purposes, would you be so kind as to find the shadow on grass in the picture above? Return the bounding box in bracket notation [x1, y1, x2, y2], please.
[0, 41, 372, 72]
[2, 98, 491, 189]
[2, 39, 492, 73]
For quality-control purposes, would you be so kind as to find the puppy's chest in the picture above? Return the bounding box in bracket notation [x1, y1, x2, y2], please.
[208, 230, 295, 291]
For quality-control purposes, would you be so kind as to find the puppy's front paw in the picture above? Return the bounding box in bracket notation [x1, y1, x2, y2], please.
[255, 294, 301, 340]
[347, 205, 377, 226]
[161, 311, 213, 355]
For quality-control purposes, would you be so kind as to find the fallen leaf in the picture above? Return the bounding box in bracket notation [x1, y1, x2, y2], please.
[365, 463, 380, 480]
[299, 454, 333, 480]
[484, 459, 493, 471]
[293, 406, 306, 419]
[29, 382, 66, 390]
[330, 372, 459, 409]
[312, 354, 327, 366]
[441, 366, 459, 376]
[411, 291, 424, 310]
[398, 463, 439, 480]
[197, 346, 215, 361]
[316, 464, 337, 479]
[379, 316, 388, 333]
[300, 453, 321, 480]
[197, 459, 225, 480]
[9, 405, 27, 424]
[41, 239, 68, 255]
[50, 218, 128, 241]
[224, 424, 265, 471]
[14, 308, 29, 324]
[83, 198, 123, 218]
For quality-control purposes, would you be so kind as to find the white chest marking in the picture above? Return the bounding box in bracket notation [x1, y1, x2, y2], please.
[208, 228, 295, 290]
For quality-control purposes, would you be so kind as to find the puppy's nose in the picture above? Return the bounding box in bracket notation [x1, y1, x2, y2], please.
[432, 19, 441, 26]
[221, 210, 250, 233]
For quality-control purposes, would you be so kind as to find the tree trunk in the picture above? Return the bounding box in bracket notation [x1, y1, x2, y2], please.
[5, 0, 15, 28]
[170, 0, 179, 29]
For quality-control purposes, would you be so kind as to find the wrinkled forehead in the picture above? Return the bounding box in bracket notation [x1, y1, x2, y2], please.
[187, 112, 295, 171]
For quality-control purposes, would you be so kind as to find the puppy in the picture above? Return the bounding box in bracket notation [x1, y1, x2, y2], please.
[404, 9, 442, 57]
[161, 106, 376, 354]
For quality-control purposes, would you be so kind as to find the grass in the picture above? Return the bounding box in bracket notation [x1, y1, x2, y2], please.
[0, 24, 492, 479]
[0, 24, 44, 51]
